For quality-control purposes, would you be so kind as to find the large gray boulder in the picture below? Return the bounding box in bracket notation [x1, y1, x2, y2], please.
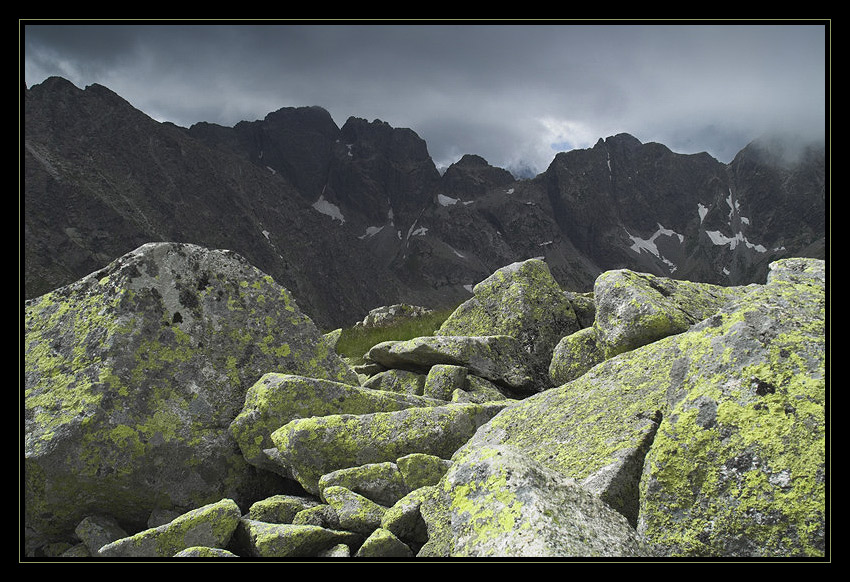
[229, 373, 442, 476]
[430, 444, 651, 557]
[234, 519, 362, 558]
[24, 242, 356, 550]
[592, 268, 743, 358]
[637, 258, 825, 557]
[98, 498, 241, 558]
[436, 258, 581, 385]
[270, 402, 508, 495]
[448, 258, 825, 557]
[365, 335, 536, 393]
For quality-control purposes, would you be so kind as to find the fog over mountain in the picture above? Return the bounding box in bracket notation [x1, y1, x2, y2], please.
[22, 22, 827, 177]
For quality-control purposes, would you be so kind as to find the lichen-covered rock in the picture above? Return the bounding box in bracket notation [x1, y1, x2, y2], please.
[566, 290, 596, 328]
[173, 546, 238, 557]
[548, 326, 605, 385]
[416, 485, 451, 557]
[355, 527, 414, 558]
[234, 518, 362, 558]
[292, 504, 340, 529]
[362, 368, 427, 396]
[436, 258, 580, 384]
[765, 256, 825, 286]
[355, 303, 433, 328]
[462, 344, 666, 527]
[60, 544, 90, 557]
[396, 453, 453, 490]
[323, 328, 343, 350]
[246, 494, 320, 524]
[366, 335, 536, 393]
[271, 402, 508, 495]
[381, 486, 432, 545]
[229, 373, 442, 476]
[637, 259, 825, 557]
[457, 375, 511, 403]
[318, 462, 409, 507]
[322, 486, 387, 535]
[98, 498, 241, 558]
[24, 242, 356, 550]
[592, 268, 742, 358]
[318, 543, 351, 557]
[423, 364, 468, 401]
[440, 444, 651, 557]
[454, 259, 825, 558]
[74, 514, 128, 556]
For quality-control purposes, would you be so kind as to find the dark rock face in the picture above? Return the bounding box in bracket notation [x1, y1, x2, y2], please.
[24, 78, 410, 329]
[23, 76, 825, 329]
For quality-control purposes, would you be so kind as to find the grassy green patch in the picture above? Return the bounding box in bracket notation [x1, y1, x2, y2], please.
[334, 305, 460, 364]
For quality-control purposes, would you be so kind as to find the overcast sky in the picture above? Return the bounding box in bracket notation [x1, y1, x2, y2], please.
[23, 21, 827, 176]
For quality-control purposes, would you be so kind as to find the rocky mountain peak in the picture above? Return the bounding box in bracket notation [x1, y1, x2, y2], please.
[23, 76, 825, 329]
[437, 154, 515, 200]
[339, 116, 435, 167]
[602, 132, 644, 151]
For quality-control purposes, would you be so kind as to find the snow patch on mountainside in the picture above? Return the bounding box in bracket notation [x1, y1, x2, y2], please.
[625, 224, 684, 272]
[438, 194, 459, 206]
[312, 194, 345, 224]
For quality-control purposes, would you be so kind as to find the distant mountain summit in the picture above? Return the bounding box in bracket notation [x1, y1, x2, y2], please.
[23, 77, 826, 329]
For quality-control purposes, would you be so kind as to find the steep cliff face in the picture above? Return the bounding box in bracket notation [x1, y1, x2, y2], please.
[24, 78, 411, 329]
[23, 77, 826, 329]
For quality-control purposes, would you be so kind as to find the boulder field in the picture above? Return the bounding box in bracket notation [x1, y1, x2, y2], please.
[23, 243, 826, 559]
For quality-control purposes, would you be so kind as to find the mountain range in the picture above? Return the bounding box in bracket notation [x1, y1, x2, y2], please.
[23, 76, 826, 330]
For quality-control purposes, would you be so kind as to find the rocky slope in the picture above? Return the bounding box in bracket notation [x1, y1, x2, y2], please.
[23, 76, 826, 330]
[23, 244, 826, 559]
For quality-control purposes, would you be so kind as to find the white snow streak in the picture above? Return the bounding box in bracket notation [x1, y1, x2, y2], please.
[706, 230, 767, 253]
[625, 223, 684, 272]
[358, 226, 384, 239]
[312, 195, 345, 224]
[698, 203, 708, 223]
[438, 194, 459, 206]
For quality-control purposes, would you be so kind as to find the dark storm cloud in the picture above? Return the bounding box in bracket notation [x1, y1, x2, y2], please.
[23, 22, 827, 175]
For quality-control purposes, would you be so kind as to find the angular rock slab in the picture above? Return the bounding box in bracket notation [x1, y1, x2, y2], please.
[458, 258, 826, 558]
[592, 268, 741, 358]
[355, 528, 414, 558]
[24, 242, 357, 550]
[98, 498, 241, 558]
[637, 259, 826, 557]
[436, 258, 580, 380]
[271, 402, 508, 495]
[229, 373, 442, 475]
[246, 494, 320, 524]
[235, 519, 362, 558]
[322, 485, 388, 535]
[381, 487, 432, 545]
[362, 368, 427, 396]
[442, 444, 651, 557]
[318, 462, 409, 508]
[366, 335, 536, 393]
[548, 326, 605, 385]
[462, 349, 665, 527]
